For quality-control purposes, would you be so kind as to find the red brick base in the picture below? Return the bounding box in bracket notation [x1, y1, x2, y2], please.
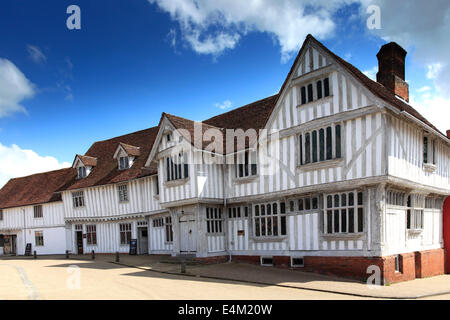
[231, 248, 445, 284]
[415, 249, 445, 278]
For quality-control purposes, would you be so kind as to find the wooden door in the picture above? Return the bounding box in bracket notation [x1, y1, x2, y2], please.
[179, 215, 196, 253]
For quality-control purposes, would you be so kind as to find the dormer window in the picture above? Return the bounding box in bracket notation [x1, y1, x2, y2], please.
[423, 136, 437, 165]
[78, 166, 87, 179]
[167, 133, 172, 142]
[119, 156, 130, 170]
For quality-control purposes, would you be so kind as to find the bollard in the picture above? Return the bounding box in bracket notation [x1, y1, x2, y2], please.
[91, 250, 95, 260]
[65, 250, 69, 259]
[115, 251, 120, 263]
[180, 259, 186, 274]
[33, 251, 37, 259]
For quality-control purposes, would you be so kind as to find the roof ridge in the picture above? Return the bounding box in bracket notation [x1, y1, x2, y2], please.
[90, 126, 159, 146]
[204, 94, 279, 124]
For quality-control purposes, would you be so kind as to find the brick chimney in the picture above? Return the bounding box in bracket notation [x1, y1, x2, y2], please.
[447, 130, 450, 139]
[376, 42, 409, 102]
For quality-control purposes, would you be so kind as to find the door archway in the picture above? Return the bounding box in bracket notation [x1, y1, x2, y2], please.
[444, 197, 450, 273]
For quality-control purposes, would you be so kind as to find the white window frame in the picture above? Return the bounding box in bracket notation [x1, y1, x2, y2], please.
[235, 150, 258, 179]
[407, 195, 424, 231]
[165, 152, 189, 182]
[386, 190, 406, 207]
[86, 224, 97, 245]
[77, 166, 87, 179]
[300, 77, 330, 105]
[260, 256, 274, 267]
[324, 191, 364, 235]
[165, 216, 173, 243]
[253, 202, 287, 238]
[299, 123, 342, 166]
[118, 184, 129, 202]
[35, 231, 44, 247]
[119, 156, 130, 170]
[33, 205, 43, 219]
[72, 191, 85, 208]
[119, 223, 132, 245]
[206, 208, 224, 234]
[152, 218, 164, 228]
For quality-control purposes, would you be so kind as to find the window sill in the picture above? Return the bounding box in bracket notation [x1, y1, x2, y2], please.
[153, 195, 160, 200]
[320, 233, 364, 241]
[423, 163, 437, 173]
[250, 236, 288, 243]
[298, 158, 344, 171]
[407, 229, 423, 235]
[164, 178, 189, 188]
[296, 95, 333, 109]
[233, 175, 258, 184]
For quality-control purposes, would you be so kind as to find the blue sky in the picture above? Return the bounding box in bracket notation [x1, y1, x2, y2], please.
[1, 0, 449, 187]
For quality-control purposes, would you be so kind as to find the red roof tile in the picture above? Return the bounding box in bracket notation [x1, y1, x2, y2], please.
[59, 126, 159, 191]
[0, 168, 77, 210]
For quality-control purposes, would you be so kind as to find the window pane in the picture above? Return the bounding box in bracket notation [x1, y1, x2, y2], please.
[341, 209, 347, 233]
[358, 192, 363, 205]
[334, 210, 340, 233]
[334, 195, 340, 207]
[312, 197, 318, 209]
[254, 205, 259, 217]
[327, 211, 333, 234]
[335, 125, 341, 158]
[299, 199, 304, 211]
[348, 208, 355, 233]
[281, 216, 287, 235]
[312, 131, 318, 163]
[317, 81, 323, 99]
[327, 195, 332, 208]
[326, 126, 332, 160]
[305, 198, 311, 210]
[255, 219, 260, 237]
[423, 137, 428, 163]
[324, 78, 330, 97]
[358, 208, 364, 232]
[301, 86, 306, 105]
[305, 133, 311, 164]
[319, 129, 325, 161]
[307, 84, 313, 103]
[341, 194, 347, 206]
[299, 135, 303, 165]
[349, 192, 354, 206]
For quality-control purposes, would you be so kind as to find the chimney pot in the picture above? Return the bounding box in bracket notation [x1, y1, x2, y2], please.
[376, 42, 409, 102]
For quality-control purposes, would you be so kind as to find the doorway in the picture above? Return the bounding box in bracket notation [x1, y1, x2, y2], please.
[76, 231, 83, 255]
[179, 214, 197, 253]
[137, 227, 148, 255]
[3, 235, 17, 255]
[444, 197, 450, 273]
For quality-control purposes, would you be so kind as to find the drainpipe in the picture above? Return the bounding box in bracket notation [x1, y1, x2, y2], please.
[23, 208, 26, 255]
[222, 162, 231, 262]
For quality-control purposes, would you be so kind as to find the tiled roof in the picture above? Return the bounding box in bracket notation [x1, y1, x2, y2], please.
[75, 155, 98, 167]
[0, 168, 77, 210]
[118, 143, 141, 157]
[59, 126, 159, 191]
[306, 35, 448, 139]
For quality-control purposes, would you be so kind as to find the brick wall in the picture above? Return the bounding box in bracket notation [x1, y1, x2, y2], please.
[231, 249, 445, 284]
[415, 249, 445, 278]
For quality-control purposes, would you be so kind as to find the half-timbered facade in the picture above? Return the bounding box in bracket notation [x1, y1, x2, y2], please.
[1, 35, 449, 284]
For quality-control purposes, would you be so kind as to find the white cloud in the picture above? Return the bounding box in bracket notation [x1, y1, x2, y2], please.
[215, 100, 233, 110]
[410, 94, 450, 135]
[27, 45, 47, 64]
[0, 143, 71, 188]
[417, 86, 431, 93]
[426, 63, 443, 80]
[0, 58, 35, 118]
[360, 0, 450, 99]
[148, 0, 360, 61]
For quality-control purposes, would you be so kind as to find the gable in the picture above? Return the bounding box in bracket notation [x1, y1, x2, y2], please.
[266, 38, 379, 133]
